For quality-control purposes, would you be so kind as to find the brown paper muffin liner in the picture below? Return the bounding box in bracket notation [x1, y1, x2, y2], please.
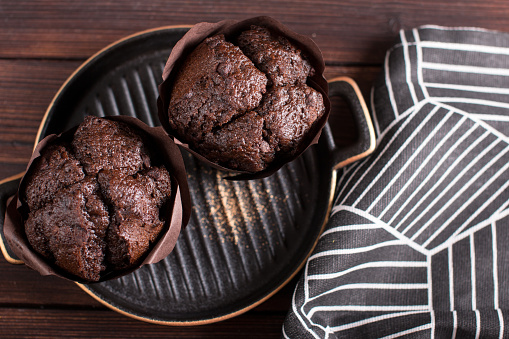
[157, 16, 331, 180]
[3, 116, 191, 283]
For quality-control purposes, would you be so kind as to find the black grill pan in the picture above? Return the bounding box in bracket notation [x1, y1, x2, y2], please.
[0, 27, 375, 325]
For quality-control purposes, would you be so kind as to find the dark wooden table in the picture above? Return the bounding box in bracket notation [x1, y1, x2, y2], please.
[1, 1, 509, 337]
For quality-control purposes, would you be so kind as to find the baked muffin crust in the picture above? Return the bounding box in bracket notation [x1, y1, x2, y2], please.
[24, 116, 173, 281]
[167, 26, 325, 172]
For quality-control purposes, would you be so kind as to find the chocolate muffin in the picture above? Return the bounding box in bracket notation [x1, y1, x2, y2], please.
[167, 25, 325, 172]
[23, 116, 174, 281]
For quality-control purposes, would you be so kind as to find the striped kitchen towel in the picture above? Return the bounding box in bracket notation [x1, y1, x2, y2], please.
[282, 26, 509, 339]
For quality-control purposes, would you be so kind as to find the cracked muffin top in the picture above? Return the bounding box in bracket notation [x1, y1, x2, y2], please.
[23, 116, 174, 282]
[236, 25, 314, 87]
[169, 34, 267, 141]
[167, 26, 325, 173]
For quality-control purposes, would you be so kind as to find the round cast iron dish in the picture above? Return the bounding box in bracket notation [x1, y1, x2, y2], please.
[0, 26, 375, 325]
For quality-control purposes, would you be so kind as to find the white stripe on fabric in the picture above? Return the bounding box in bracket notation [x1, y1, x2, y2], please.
[320, 224, 381, 237]
[339, 105, 433, 206]
[307, 261, 427, 281]
[303, 250, 311, 301]
[422, 62, 509, 76]
[338, 158, 360, 178]
[417, 144, 508, 244]
[334, 165, 352, 202]
[495, 201, 509, 216]
[430, 207, 509, 256]
[432, 101, 509, 145]
[292, 281, 322, 339]
[331, 205, 430, 255]
[401, 30, 418, 104]
[400, 99, 429, 120]
[442, 174, 509, 244]
[423, 158, 509, 247]
[402, 139, 502, 236]
[330, 311, 429, 332]
[370, 86, 381, 137]
[378, 323, 432, 339]
[335, 158, 369, 207]
[419, 24, 497, 33]
[307, 305, 429, 318]
[386, 123, 480, 225]
[308, 240, 405, 261]
[281, 327, 290, 339]
[308, 283, 429, 302]
[498, 308, 504, 339]
[452, 310, 458, 339]
[352, 107, 441, 208]
[425, 82, 509, 95]
[493, 222, 499, 310]
[324, 327, 333, 339]
[420, 41, 509, 55]
[434, 97, 509, 110]
[385, 48, 399, 117]
[428, 255, 435, 339]
[366, 110, 455, 213]
[413, 28, 430, 99]
[380, 116, 470, 220]
[469, 114, 509, 122]
[449, 245, 455, 311]
[335, 101, 429, 208]
[399, 133, 496, 233]
[475, 309, 481, 339]
[471, 234, 477, 310]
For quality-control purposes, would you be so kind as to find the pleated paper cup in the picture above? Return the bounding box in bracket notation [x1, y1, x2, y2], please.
[3, 116, 191, 283]
[157, 16, 330, 179]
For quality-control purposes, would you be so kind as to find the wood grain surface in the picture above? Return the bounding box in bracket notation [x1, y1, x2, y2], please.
[1, 0, 507, 337]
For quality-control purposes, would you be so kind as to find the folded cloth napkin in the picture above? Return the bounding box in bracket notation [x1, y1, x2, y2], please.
[282, 25, 509, 339]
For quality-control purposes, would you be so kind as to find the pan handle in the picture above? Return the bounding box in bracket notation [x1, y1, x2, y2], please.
[327, 77, 376, 169]
[0, 173, 24, 264]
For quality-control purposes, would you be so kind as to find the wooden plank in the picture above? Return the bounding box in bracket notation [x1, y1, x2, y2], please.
[0, 307, 287, 338]
[0, 259, 101, 307]
[0, 60, 81, 179]
[2, 1, 509, 62]
[0, 257, 294, 312]
[0, 59, 381, 180]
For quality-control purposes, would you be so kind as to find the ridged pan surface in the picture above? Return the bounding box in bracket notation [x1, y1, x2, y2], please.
[35, 27, 336, 324]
